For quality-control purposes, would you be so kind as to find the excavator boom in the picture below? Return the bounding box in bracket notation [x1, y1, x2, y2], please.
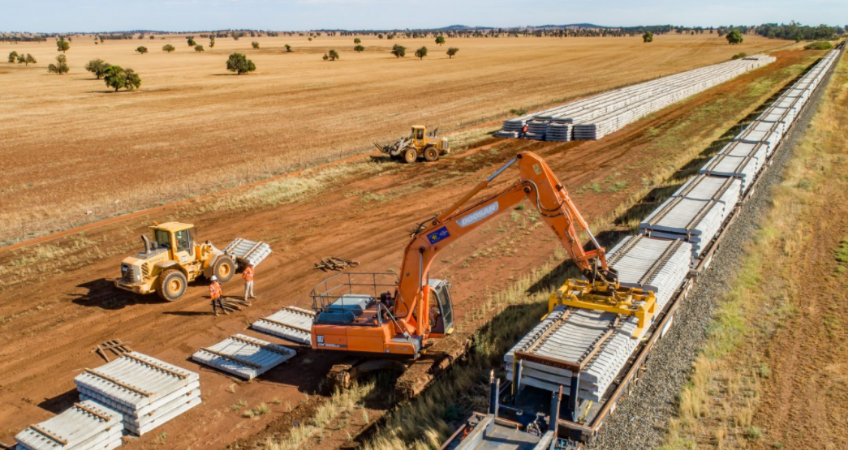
[391, 152, 616, 339]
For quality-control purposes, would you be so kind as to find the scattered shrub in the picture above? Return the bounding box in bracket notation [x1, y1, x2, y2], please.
[643, 31, 654, 43]
[227, 52, 256, 74]
[136, 46, 148, 55]
[48, 54, 69, 74]
[435, 35, 445, 46]
[57, 39, 70, 53]
[251, 41, 260, 49]
[162, 44, 175, 53]
[732, 52, 748, 60]
[195, 45, 205, 52]
[726, 29, 744, 45]
[103, 65, 141, 92]
[85, 59, 110, 79]
[414, 46, 428, 60]
[354, 45, 365, 53]
[447, 47, 459, 58]
[804, 41, 834, 50]
[391, 44, 406, 58]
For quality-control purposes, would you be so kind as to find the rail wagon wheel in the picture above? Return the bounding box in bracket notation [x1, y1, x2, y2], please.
[213, 255, 235, 283]
[423, 146, 439, 162]
[402, 148, 418, 164]
[156, 269, 187, 302]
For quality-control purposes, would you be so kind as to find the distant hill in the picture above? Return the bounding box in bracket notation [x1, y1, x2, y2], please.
[537, 23, 608, 28]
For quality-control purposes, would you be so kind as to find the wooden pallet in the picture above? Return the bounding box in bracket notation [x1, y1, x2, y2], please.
[91, 339, 133, 363]
[314, 257, 360, 272]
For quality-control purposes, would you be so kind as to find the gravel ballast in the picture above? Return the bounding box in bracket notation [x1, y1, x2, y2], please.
[588, 51, 841, 450]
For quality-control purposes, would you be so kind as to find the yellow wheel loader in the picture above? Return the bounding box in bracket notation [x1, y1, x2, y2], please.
[114, 222, 271, 302]
[376, 125, 450, 163]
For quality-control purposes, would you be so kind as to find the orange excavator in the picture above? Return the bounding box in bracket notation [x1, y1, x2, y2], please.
[308, 152, 654, 386]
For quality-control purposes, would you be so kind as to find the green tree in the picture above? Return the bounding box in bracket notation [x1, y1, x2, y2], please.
[136, 46, 148, 55]
[446, 47, 459, 58]
[391, 44, 406, 58]
[48, 54, 69, 74]
[285, 44, 292, 52]
[8, 51, 18, 63]
[378, 33, 384, 39]
[57, 39, 70, 53]
[187, 37, 196, 46]
[642, 31, 654, 43]
[104, 65, 141, 92]
[435, 35, 446, 45]
[150, 35, 155, 40]
[195, 45, 205, 52]
[20, 53, 36, 66]
[414, 46, 428, 60]
[354, 38, 361, 44]
[162, 44, 175, 53]
[322, 53, 329, 61]
[252, 41, 260, 49]
[327, 49, 340, 61]
[85, 58, 110, 79]
[726, 29, 743, 45]
[354, 44, 365, 53]
[227, 52, 256, 74]
[209, 36, 215, 48]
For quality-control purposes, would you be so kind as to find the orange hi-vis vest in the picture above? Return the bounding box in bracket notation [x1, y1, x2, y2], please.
[209, 281, 222, 299]
[242, 266, 254, 281]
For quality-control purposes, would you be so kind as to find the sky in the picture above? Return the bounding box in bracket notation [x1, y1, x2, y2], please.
[0, 0, 845, 33]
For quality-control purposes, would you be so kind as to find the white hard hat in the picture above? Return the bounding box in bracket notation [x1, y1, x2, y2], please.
[210, 275, 218, 281]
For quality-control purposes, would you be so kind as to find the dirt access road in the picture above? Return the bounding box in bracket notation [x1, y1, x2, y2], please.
[0, 49, 816, 448]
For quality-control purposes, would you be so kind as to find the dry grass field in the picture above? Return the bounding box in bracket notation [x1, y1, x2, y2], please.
[0, 33, 788, 244]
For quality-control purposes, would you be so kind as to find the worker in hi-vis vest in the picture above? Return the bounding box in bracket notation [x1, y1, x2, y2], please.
[209, 276, 226, 316]
[243, 262, 256, 302]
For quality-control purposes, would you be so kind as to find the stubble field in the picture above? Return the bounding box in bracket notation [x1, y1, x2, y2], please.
[0, 33, 786, 245]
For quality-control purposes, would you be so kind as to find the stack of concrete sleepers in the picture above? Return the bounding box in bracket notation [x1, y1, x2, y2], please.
[525, 120, 550, 140]
[699, 150, 761, 193]
[497, 55, 775, 142]
[252, 306, 315, 344]
[74, 352, 200, 436]
[192, 334, 296, 380]
[670, 174, 742, 224]
[757, 104, 796, 127]
[545, 122, 572, 142]
[495, 116, 533, 138]
[639, 195, 726, 258]
[15, 401, 124, 450]
[734, 120, 784, 157]
[504, 236, 692, 401]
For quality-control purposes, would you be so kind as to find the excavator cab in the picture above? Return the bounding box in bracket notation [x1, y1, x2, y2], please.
[428, 279, 454, 337]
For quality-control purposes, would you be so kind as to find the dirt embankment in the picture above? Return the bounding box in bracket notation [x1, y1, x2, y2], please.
[0, 49, 816, 449]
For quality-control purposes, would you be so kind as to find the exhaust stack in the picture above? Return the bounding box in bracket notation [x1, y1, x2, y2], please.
[141, 235, 151, 254]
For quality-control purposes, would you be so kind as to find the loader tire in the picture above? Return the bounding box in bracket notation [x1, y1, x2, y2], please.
[402, 148, 418, 164]
[156, 269, 187, 302]
[423, 146, 439, 162]
[212, 255, 235, 283]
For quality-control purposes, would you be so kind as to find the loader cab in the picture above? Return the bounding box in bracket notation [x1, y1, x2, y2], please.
[150, 222, 196, 264]
[428, 279, 455, 337]
[411, 125, 426, 142]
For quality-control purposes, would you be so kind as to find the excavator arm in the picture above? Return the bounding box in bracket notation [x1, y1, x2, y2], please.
[392, 152, 617, 338]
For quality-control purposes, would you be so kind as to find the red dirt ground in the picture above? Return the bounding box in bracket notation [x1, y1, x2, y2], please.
[0, 50, 813, 449]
